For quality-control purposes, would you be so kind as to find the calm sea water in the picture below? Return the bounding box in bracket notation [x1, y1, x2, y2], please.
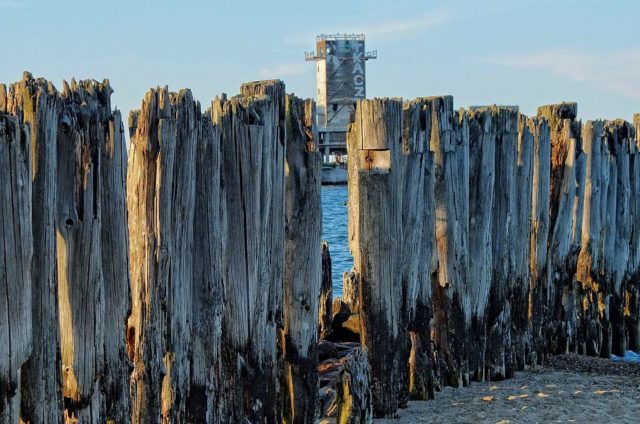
[321, 185, 352, 297]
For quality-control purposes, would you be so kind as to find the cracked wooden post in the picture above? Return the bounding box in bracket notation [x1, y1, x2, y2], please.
[186, 101, 224, 423]
[486, 107, 521, 380]
[603, 120, 634, 356]
[53, 78, 132, 423]
[0, 109, 32, 423]
[127, 87, 199, 422]
[577, 119, 612, 357]
[402, 99, 437, 399]
[465, 107, 497, 381]
[215, 80, 286, 422]
[2, 73, 131, 423]
[348, 98, 407, 417]
[100, 108, 132, 424]
[430, 96, 470, 388]
[575, 119, 636, 358]
[512, 113, 535, 371]
[537, 103, 583, 355]
[2, 73, 64, 423]
[526, 116, 551, 362]
[282, 95, 322, 423]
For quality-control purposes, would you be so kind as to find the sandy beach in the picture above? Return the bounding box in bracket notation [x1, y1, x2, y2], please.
[374, 355, 640, 424]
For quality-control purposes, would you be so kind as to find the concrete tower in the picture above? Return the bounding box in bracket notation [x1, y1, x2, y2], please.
[306, 34, 376, 161]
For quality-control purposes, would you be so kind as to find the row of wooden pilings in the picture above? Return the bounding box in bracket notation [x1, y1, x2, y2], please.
[348, 98, 640, 417]
[1, 72, 639, 423]
[0, 73, 323, 424]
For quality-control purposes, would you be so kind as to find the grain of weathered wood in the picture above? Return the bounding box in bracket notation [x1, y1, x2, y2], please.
[577, 120, 608, 356]
[537, 103, 582, 355]
[100, 108, 131, 424]
[574, 119, 636, 357]
[215, 80, 286, 423]
[512, 113, 535, 370]
[402, 99, 436, 399]
[348, 98, 408, 417]
[430, 97, 470, 388]
[187, 103, 224, 423]
[127, 87, 199, 423]
[0, 111, 32, 423]
[604, 120, 634, 356]
[56, 78, 131, 423]
[282, 95, 322, 424]
[465, 107, 496, 381]
[486, 107, 519, 380]
[2, 75, 131, 423]
[4, 73, 64, 424]
[526, 116, 551, 362]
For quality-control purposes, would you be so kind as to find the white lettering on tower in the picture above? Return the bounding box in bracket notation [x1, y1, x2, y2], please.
[353, 44, 365, 99]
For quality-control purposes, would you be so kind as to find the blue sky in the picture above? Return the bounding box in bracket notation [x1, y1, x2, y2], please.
[0, 0, 638, 121]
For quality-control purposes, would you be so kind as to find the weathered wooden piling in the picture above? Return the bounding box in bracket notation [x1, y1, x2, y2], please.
[526, 116, 551, 362]
[537, 103, 583, 355]
[465, 107, 496, 381]
[347, 98, 408, 417]
[187, 102, 224, 423]
[100, 110, 132, 424]
[604, 119, 634, 356]
[0, 73, 131, 423]
[127, 87, 200, 422]
[0, 110, 32, 422]
[487, 107, 519, 380]
[214, 80, 287, 422]
[282, 95, 322, 424]
[575, 118, 639, 358]
[54, 78, 132, 424]
[402, 98, 437, 400]
[512, 114, 535, 370]
[430, 97, 470, 388]
[3, 74, 64, 424]
[577, 119, 609, 356]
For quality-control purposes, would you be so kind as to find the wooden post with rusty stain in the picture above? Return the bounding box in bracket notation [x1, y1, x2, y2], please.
[347, 98, 408, 417]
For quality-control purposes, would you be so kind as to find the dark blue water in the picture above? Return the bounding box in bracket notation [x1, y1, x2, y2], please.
[321, 186, 352, 297]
